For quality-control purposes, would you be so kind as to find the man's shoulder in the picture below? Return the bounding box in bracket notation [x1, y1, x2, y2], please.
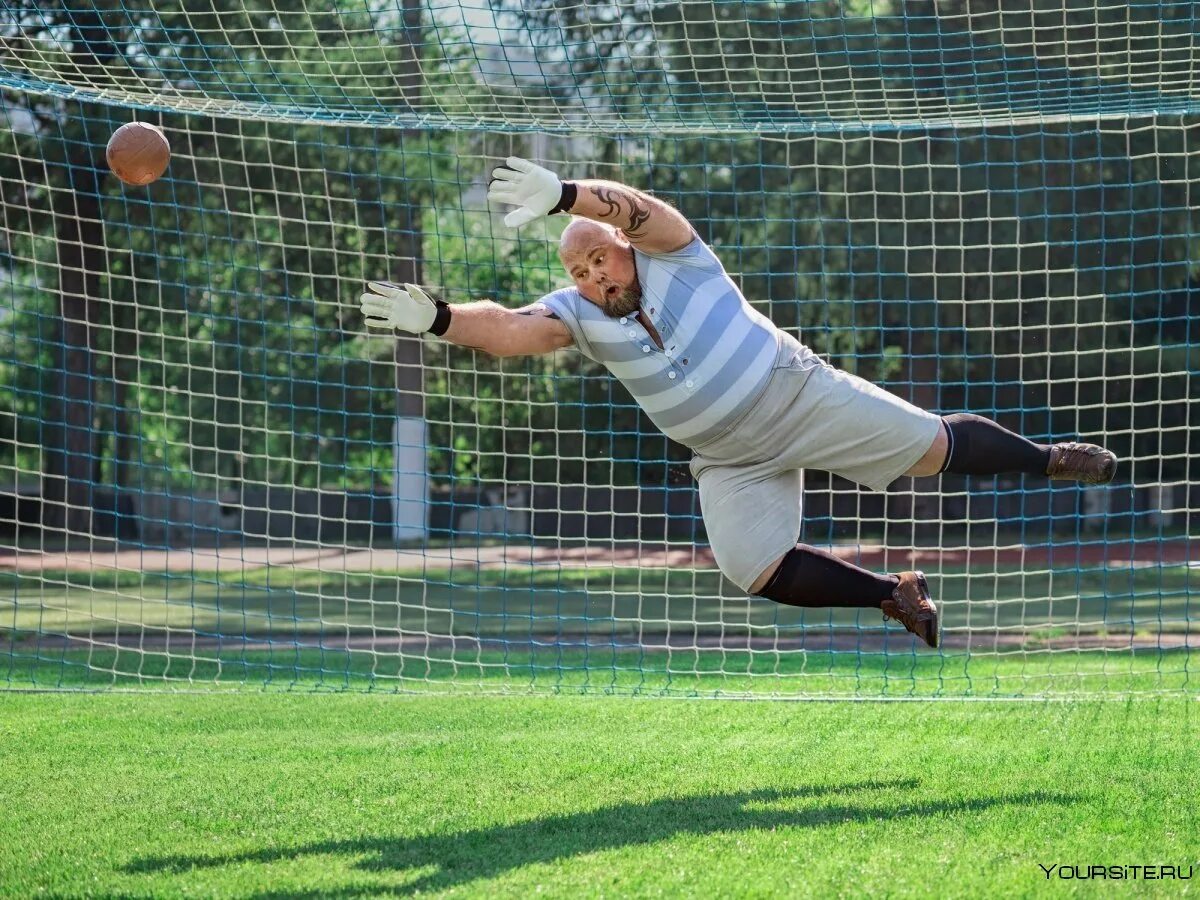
[540, 285, 581, 303]
[538, 286, 607, 321]
[533, 287, 604, 359]
[633, 235, 723, 272]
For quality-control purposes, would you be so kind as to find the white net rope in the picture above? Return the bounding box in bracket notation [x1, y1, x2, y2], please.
[0, 2, 1195, 695]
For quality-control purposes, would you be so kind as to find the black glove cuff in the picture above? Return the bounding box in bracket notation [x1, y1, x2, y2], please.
[428, 300, 452, 336]
[550, 181, 577, 215]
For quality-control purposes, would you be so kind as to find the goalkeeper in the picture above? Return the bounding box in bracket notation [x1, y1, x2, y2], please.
[360, 158, 1118, 649]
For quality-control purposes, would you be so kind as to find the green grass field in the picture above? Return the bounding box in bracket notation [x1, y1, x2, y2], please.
[4, 563, 1198, 896]
[1, 694, 1197, 898]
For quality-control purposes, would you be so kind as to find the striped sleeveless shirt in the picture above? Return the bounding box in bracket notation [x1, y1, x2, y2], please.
[540, 237, 808, 448]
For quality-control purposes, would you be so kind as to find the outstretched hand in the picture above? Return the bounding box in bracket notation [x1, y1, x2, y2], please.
[359, 281, 437, 333]
[487, 157, 566, 228]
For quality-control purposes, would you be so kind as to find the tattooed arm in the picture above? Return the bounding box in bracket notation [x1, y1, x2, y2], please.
[568, 180, 695, 254]
[487, 157, 694, 252]
[441, 300, 573, 358]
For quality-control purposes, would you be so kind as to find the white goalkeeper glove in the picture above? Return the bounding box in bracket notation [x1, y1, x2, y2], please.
[487, 156, 576, 228]
[359, 281, 448, 334]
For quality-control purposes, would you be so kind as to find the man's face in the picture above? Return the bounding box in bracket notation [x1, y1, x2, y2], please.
[560, 229, 642, 318]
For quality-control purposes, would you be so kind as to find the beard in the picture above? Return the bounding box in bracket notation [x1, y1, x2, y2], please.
[601, 281, 643, 318]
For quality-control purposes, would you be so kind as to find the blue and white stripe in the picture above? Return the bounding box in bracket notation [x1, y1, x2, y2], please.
[541, 237, 802, 447]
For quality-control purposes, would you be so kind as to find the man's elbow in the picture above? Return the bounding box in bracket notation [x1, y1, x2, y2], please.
[491, 318, 539, 359]
[489, 345, 525, 360]
[486, 335, 527, 359]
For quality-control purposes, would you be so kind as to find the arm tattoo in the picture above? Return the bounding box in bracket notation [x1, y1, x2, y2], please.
[625, 199, 651, 238]
[589, 185, 622, 219]
[589, 185, 652, 238]
[516, 303, 559, 320]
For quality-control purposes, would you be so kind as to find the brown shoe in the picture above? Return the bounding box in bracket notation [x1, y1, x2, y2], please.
[1046, 442, 1117, 485]
[881, 571, 940, 648]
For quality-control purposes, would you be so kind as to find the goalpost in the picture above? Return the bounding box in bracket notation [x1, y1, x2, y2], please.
[0, 1, 1195, 696]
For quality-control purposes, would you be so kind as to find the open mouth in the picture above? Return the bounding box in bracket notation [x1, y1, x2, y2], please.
[604, 284, 620, 299]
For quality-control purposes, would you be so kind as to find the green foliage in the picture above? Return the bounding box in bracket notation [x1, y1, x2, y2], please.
[1, 0, 1197, 501]
[103, 117, 433, 490]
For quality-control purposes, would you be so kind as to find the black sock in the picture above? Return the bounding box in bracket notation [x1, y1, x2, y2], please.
[939, 413, 1052, 477]
[755, 544, 897, 609]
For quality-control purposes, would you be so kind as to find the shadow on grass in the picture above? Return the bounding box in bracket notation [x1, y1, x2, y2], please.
[124, 779, 1077, 896]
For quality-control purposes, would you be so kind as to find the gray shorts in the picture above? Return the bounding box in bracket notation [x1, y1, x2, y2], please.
[689, 353, 942, 592]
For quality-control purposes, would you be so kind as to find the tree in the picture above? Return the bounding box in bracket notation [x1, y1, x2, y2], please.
[0, 0, 434, 534]
[488, 0, 1200, 485]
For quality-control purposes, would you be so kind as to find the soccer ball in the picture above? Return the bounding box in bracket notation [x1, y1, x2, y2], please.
[106, 122, 170, 186]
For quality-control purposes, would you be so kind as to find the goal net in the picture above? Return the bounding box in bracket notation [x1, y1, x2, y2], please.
[1, 1, 1195, 696]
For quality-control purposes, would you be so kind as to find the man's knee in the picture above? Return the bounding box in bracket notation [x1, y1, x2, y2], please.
[748, 552, 788, 595]
[708, 539, 791, 594]
[904, 419, 949, 478]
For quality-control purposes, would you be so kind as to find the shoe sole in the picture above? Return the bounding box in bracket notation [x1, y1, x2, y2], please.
[1097, 453, 1118, 485]
[914, 571, 941, 649]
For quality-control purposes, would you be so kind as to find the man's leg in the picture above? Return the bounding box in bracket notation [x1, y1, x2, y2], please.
[750, 546, 940, 648]
[693, 455, 938, 648]
[906, 413, 1117, 483]
[743, 411, 1115, 647]
[742, 366, 1114, 648]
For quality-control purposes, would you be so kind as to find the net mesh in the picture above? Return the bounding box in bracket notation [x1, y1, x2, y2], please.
[1, 1, 1196, 696]
[5, 2, 1200, 129]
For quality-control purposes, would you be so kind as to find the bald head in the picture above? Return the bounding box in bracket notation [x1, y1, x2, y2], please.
[558, 217, 642, 317]
[558, 217, 623, 263]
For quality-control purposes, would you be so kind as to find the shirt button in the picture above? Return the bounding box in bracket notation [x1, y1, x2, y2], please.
[685, 380, 694, 388]
[619, 317, 628, 324]
[642, 345, 650, 353]
[668, 371, 677, 380]
[627, 330, 636, 337]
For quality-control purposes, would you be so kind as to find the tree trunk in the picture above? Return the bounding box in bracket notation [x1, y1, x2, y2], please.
[41, 9, 119, 539]
[42, 138, 106, 538]
[111, 295, 136, 492]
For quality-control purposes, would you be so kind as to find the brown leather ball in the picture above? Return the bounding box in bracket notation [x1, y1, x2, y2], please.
[106, 122, 170, 186]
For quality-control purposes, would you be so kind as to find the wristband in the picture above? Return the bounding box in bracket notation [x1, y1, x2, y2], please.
[550, 181, 577, 215]
[428, 299, 452, 336]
